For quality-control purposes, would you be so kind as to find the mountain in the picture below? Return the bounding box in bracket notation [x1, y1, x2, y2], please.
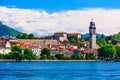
[82, 33, 102, 38]
[0, 21, 22, 37]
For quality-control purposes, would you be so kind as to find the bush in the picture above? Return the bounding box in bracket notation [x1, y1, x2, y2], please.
[71, 54, 84, 60]
[40, 48, 51, 59]
[85, 53, 96, 60]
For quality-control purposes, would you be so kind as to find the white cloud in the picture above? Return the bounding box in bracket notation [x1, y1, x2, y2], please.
[0, 6, 120, 36]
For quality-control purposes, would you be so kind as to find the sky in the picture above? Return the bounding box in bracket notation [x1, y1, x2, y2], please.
[0, 0, 120, 36]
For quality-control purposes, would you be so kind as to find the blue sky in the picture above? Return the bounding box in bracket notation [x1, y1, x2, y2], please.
[0, 0, 120, 36]
[0, 0, 120, 12]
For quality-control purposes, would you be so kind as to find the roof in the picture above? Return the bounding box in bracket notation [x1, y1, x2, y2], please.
[52, 44, 63, 47]
[83, 49, 98, 55]
[0, 40, 8, 48]
[70, 47, 79, 51]
[21, 45, 26, 49]
[54, 32, 67, 34]
[0, 40, 6, 43]
[0, 39, 58, 49]
[9, 40, 20, 44]
[29, 45, 39, 48]
[18, 39, 58, 49]
[60, 49, 68, 52]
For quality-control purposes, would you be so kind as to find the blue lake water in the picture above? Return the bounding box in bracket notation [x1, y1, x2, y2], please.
[0, 62, 120, 80]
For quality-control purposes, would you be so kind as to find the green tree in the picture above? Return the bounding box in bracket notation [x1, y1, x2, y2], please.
[0, 54, 3, 59]
[16, 34, 22, 39]
[71, 54, 84, 60]
[0, 54, 10, 59]
[63, 55, 71, 60]
[111, 39, 118, 45]
[105, 35, 112, 42]
[97, 39, 107, 47]
[77, 42, 85, 47]
[98, 44, 116, 60]
[24, 48, 36, 60]
[110, 32, 120, 45]
[40, 48, 51, 59]
[28, 33, 35, 39]
[116, 46, 120, 59]
[84, 36, 89, 41]
[67, 34, 77, 41]
[85, 53, 96, 60]
[42, 54, 47, 59]
[11, 45, 22, 53]
[101, 34, 105, 39]
[3, 54, 11, 59]
[55, 53, 64, 60]
[9, 45, 23, 61]
[0, 54, 11, 59]
[96, 34, 107, 47]
[22, 33, 28, 39]
[70, 38, 77, 45]
[9, 51, 23, 61]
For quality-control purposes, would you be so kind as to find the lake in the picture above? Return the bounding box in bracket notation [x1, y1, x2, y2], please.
[0, 62, 120, 80]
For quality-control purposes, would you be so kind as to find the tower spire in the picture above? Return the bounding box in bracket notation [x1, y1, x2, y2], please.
[91, 17, 94, 22]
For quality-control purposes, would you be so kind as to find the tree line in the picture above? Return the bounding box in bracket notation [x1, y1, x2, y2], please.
[96, 33, 120, 60]
[0, 46, 96, 61]
[0, 45, 36, 61]
[17, 33, 36, 39]
[40, 48, 96, 60]
[98, 44, 120, 60]
[1, 32, 120, 61]
[1, 45, 120, 61]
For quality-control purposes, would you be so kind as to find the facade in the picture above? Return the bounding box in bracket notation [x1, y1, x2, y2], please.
[53, 32, 68, 41]
[89, 19, 96, 49]
[18, 39, 58, 56]
[0, 39, 58, 56]
[69, 32, 81, 39]
[0, 40, 11, 54]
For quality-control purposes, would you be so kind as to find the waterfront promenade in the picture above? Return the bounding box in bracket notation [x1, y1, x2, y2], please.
[0, 59, 109, 62]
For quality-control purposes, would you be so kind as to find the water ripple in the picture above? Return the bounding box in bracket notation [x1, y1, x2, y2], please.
[0, 62, 120, 80]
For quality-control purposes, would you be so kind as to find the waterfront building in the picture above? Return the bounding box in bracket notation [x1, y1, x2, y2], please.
[89, 19, 96, 49]
[0, 40, 11, 54]
[18, 39, 58, 56]
[0, 39, 58, 56]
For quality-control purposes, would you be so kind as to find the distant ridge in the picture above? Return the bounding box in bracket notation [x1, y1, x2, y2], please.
[82, 33, 102, 38]
[0, 21, 22, 37]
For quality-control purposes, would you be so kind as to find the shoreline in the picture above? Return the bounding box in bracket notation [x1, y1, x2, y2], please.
[0, 59, 114, 62]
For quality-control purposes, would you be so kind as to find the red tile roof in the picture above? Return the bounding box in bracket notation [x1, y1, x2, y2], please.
[0, 40, 6, 43]
[52, 44, 63, 47]
[21, 45, 26, 49]
[83, 49, 98, 55]
[60, 49, 68, 52]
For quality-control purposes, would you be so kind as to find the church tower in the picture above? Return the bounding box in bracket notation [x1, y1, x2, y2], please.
[89, 19, 96, 49]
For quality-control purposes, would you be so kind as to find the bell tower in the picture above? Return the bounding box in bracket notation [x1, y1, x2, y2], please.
[89, 19, 96, 49]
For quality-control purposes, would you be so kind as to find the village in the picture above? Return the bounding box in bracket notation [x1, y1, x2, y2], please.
[0, 20, 99, 60]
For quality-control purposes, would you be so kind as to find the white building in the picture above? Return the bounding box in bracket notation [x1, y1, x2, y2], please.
[53, 32, 68, 41]
[0, 40, 11, 54]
